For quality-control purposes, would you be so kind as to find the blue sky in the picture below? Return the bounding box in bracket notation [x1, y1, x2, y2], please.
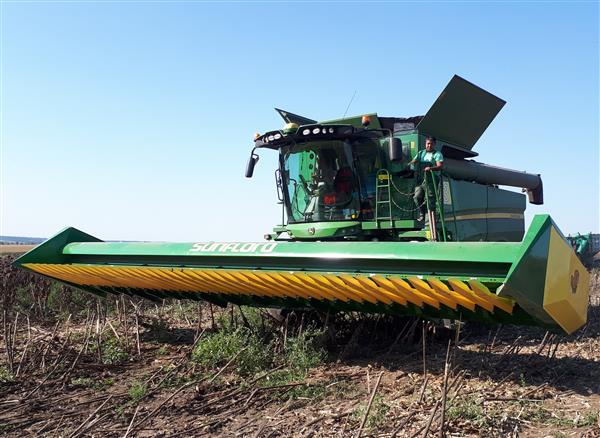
[1, 1, 598, 241]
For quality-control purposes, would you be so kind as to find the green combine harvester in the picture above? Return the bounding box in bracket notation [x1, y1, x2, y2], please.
[15, 76, 590, 334]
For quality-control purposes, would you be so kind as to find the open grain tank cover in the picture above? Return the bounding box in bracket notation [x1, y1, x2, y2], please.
[417, 75, 506, 150]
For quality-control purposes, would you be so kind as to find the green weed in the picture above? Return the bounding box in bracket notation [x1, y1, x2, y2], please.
[257, 327, 326, 399]
[89, 335, 129, 365]
[285, 329, 325, 375]
[192, 327, 270, 375]
[193, 307, 326, 381]
[15, 286, 33, 310]
[114, 403, 126, 419]
[0, 366, 15, 384]
[128, 381, 148, 404]
[578, 411, 599, 427]
[47, 284, 89, 317]
[72, 376, 115, 390]
[158, 366, 205, 389]
[447, 396, 487, 426]
[353, 394, 390, 428]
[518, 404, 575, 427]
[156, 346, 169, 356]
[72, 377, 94, 387]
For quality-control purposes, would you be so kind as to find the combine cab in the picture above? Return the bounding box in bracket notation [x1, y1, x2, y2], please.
[14, 76, 590, 334]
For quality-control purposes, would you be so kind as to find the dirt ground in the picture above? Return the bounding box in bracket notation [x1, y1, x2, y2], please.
[1, 264, 599, 437]
[0, 245, 35, 255]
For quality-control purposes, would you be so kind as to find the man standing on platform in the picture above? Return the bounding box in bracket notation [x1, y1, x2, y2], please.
[408, 136, 444, 221]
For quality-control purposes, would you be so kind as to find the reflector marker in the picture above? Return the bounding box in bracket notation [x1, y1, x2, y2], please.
[22, 263, 514, 315]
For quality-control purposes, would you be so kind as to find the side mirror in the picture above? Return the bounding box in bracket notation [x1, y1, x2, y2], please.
[245, 153, 259, 178]
[389, 137, 403, 161]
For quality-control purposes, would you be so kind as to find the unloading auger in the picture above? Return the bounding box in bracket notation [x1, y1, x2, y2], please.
[14, 75, 589, 334]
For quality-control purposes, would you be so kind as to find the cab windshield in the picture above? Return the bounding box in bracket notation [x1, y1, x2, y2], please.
[281, 138, 380, 223]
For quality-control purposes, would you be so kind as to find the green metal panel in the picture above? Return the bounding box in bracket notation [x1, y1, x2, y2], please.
[442, 179, 526, 242]
[442, 179, 488, 241]
[58, 239, 518, 264]
[16, 227, 103, 265]
[286, 221, 361, 239]
[416, 75, 506, 150]
[361, 220, 420, 230]
[499, 215, 553, 323]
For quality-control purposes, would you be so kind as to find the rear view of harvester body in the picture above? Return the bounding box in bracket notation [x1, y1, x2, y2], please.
[14, 75, 590, 334]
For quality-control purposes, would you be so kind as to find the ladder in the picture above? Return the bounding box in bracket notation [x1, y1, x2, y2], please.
[375, 169, 393, 224]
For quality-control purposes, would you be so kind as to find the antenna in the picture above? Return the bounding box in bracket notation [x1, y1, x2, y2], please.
[342, 90, 357, 118]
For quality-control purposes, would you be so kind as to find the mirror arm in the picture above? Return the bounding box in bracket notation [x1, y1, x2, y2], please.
[245, 147, 260, 178]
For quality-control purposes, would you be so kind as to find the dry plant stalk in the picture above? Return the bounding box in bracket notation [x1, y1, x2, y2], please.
[356, 370, 384, 438]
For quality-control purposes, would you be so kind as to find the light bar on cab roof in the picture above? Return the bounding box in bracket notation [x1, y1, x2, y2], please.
[254, 124, 356, 148]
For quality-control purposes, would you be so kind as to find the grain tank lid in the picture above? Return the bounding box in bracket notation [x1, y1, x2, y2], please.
[274, 108, 317, 126]
[417, 75, 506, 150]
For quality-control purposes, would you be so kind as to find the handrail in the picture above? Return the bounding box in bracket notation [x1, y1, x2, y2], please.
[445, 174, 460, 241]
[423, 171, 449, 242]
[429, 171, 447, 242]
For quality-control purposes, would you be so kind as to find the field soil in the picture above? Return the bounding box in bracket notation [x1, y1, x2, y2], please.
[1, 257, 599, 438]
[0, 245, 35, 255]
